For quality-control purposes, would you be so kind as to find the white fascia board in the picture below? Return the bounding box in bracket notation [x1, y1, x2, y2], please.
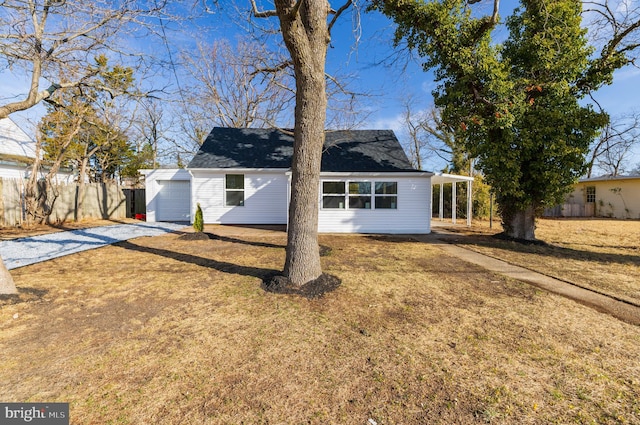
[188, 168, 290, 174]
[286, 171, 433, 178]
[141, 168, 191, 180]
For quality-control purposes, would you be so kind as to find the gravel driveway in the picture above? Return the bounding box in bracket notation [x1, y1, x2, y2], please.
[0, 222, 187, 270]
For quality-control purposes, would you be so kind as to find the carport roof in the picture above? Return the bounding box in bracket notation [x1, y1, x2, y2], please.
[431, 172, 475, 185]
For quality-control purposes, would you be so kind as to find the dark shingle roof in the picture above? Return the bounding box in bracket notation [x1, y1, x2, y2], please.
[187, 127, 417, 172]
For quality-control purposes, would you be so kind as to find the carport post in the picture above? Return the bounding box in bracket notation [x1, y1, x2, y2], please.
[439, 183, 444, 221]
[452, 181, 457, 224]
[466, 179, 472, 227]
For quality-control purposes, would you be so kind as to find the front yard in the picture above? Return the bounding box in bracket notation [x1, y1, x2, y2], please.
[1, 220, 639, 424]
[441, 218, 640, 304]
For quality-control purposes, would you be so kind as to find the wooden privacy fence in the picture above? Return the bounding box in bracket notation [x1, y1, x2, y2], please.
[0, 177, 128, 226]
[543, 203, 596, 218]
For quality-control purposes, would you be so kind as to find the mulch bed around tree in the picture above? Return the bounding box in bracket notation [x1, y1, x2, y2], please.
[177, 232, 210, 241]
[262, 273, 342, 299]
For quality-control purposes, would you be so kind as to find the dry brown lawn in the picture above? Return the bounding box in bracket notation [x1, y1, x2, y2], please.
[441, 218, 640, 305]
[1, 221, 639, 424]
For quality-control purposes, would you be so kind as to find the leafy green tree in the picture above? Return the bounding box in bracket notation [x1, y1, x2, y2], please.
[121, 143, 155, 183]
[373, 0, 633, 239]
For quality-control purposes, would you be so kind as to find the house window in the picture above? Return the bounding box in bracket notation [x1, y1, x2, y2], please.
[349, 181, 371, 209]
[375, 182, 398, 209]
[322, 181, 346, 209]
[586, 186, 596, 203]
[322, 180, 398, 210]
[225, 174, 244, 206]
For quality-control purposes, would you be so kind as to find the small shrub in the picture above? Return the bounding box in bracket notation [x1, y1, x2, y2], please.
[193, 203, 204, 233]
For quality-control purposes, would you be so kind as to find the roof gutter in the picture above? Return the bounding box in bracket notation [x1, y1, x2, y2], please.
[312, 171, 434, 178]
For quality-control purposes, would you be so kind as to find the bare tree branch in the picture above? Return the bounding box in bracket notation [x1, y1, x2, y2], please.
[328, 0, 352, 33]
[250, 0, 278, 17]
[0, 0, 165, 119]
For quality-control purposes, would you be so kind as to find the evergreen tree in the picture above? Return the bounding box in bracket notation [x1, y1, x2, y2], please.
[193, 203, 204, 233]
[374, 0, 616, 239]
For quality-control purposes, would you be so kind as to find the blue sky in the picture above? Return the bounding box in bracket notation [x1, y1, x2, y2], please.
[1, 0, 639, 173]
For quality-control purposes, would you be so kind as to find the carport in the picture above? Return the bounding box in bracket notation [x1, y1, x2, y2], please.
[431, 173, 474, 226]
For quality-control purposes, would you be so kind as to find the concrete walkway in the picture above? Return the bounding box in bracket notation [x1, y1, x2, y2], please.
[420, 231, 640, 326]
[0, 222, 187, 270]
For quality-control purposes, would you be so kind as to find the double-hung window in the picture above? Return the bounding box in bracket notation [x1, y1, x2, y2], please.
[375, 182, 398, 209]
[225, 174, 244, 206]
[349, 181, 371, 209]
[322, 181, 346, 209]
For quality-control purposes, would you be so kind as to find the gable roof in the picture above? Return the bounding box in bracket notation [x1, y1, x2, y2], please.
[0, 118, 37, 162]
[187, 127, 418, 172]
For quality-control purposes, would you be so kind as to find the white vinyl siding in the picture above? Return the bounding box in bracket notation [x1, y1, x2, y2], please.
[192, 171, 288, 224]
[144, 169, 432, 233]
[318, 176, 431, 234]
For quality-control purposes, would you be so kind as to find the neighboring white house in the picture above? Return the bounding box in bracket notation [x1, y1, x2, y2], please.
[0, 117, 38, 180]
[0, 117, 75, 182]
[143, 128, 436, 234]
[548, 175, 640, 219]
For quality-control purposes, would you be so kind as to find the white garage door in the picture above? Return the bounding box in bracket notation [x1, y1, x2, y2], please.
[156, 180, 191, 221]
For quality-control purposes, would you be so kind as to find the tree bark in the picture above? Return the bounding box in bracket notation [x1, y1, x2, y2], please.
[276, 0, 330, 285]
[0, 258, 17, 295]
[501, 204, 536, 240]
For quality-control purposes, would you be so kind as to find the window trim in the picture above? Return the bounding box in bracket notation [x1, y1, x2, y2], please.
[321, 181, 346, 209]
[348, 181, 372, 209]
[374, 182, 398, 209]
[225, 174, 245, 207]
[585, 186, 596, 203]
[320, 179, 398, 210]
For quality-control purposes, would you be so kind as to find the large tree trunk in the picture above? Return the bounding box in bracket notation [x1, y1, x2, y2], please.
[0, 258, 17, 295]
[283, 74, 326, 284]
[276, 0, 330, 286]
[501, 204, 536, 240]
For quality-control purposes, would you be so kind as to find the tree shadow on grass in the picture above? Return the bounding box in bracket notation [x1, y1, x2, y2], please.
[0, 287, 49, 306]
[173, 230, 285, 249]
[114, 240, 280, 281]
[446, 233, 640, 267]
[115, 240, 341, 299]
[205, 232, 285, 249]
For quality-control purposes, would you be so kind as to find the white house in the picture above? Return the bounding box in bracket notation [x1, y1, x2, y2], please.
[143, 128, 435, 234]
[0, 117, 75, 182]
[0, 117, 38, 180]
